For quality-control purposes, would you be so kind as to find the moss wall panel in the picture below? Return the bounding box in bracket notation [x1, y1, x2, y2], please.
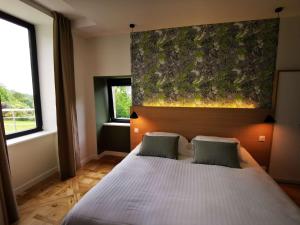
[131, 19, 279, 108]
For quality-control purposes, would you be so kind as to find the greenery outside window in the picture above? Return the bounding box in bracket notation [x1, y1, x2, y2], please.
[0, 11, 42, 139]
[107, 78, 131, 123]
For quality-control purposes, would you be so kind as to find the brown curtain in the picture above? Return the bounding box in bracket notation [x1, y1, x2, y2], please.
[53, 12, 80, 180]
[0, 102, 19, 225]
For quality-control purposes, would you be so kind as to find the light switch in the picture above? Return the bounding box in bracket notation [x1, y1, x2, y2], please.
[258, 136, 266, 142]
[134, 128, 139, 133]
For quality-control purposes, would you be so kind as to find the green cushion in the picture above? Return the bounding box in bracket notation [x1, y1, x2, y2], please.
[138, 135, 179, 159]
[192, 140, 240, 168]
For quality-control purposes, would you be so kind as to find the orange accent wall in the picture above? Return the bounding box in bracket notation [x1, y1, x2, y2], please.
[130, 106, 273, 168]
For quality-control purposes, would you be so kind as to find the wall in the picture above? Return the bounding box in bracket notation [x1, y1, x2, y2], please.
[269, 71, 300, 183]
[73, 34, 131, 162]
[73, 34, 97, 165]
[8, 132, 57, 193]
[131, 19, 279, 108]
[73, 17, 300, 166]
[93, 77, 131, 154]
[89, 34, 131, 76]
[7, 22, 58, 193]
[7, 15, 295, 190]
[0, 1, 59, 194]
[36, 24, 56, 131]
[269, 16, 300, 182]
[100, 124, 130, 153]
[276, 16, 300, 69]
[93, 77, 109, 154]
[131, 106, 272, 166]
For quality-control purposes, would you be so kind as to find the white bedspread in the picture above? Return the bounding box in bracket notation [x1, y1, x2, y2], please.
[62, 148, 300, 225]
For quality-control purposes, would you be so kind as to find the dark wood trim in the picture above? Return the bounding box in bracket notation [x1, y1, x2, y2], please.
[0, 10, 43, 139]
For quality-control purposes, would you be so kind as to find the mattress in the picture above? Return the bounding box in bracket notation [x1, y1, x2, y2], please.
[62, 146, 300, 225]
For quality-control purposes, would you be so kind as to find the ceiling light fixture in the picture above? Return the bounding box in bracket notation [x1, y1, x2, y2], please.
[275, 7, 284, 17]
[129, 23, 135, 33]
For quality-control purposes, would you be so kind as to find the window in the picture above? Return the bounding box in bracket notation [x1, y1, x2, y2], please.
[107, 78, 132, 123]
[0, 11, 42, 139]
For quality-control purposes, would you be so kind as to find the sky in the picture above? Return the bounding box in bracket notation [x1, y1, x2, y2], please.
[0, 18, 33, 95]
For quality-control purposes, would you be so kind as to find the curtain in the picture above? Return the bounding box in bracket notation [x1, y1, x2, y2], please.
[0, 102, 19, 225]
[53, 12, 80, 180]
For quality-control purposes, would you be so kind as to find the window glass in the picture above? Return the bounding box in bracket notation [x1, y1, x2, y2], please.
[112, 86, 132, 119]
[0, 12, 42, 138]
[107, 78, 131, 122]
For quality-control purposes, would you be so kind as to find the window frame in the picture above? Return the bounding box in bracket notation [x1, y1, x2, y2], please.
[107, 78, 131, 123]
[0, 10, 43, 139]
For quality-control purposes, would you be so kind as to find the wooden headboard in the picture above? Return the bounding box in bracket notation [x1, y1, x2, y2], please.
[130, 106, 274, 168]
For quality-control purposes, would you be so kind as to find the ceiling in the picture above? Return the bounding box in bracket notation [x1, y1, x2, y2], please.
[34, 0, 300, 38]
[0, 0, 52, 25]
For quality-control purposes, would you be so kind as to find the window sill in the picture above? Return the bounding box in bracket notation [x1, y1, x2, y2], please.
[7, 130, 57, 147]
[103, 122, 130, 127]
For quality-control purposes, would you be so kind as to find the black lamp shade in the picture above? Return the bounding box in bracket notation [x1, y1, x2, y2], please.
[264, 115, 275, 123]
[130, 111, 138, 119]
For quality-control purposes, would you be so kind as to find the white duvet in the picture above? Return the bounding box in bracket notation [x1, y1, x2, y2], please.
[62, 147, 300, 225]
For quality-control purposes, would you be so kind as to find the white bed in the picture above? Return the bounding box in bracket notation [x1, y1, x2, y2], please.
[62, 145, 300, 225]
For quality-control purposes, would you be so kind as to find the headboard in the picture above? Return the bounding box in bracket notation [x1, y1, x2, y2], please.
[130, 106, 274, 168]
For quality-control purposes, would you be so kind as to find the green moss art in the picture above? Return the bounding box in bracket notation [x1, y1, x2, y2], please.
[131, 19, 279, 108]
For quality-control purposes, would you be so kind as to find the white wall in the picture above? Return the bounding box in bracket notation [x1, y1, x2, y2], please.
[8, 132, 57, 194]
[1, 0, 58, 193]
[89, 34, 131, 76]
[73, 34, 96, 164]
[73, 34, 131, 163]
[36, 24, 57, 131]
[7, 22, 58, 193]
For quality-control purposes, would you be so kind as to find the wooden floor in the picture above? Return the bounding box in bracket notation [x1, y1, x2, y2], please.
[16, 155, 124, 225]
[279, 183, 300, 207]
[16, 156, 300, 225]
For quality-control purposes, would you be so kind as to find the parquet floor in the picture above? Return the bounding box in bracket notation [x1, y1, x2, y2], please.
[16, 155, 300, 225]
[16, 155, 124, 225]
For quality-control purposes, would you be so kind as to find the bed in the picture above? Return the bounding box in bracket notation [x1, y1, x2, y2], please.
[62, 144, 300, 225]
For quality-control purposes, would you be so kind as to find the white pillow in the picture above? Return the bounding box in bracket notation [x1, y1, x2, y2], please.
[146, 132, 192, 157]
[192, 135, 244, 162]
[239, 146, 260, 167]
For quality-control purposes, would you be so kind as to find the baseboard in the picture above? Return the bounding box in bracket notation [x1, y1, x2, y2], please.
[80, 150, 128, 166]
[14, 151, 128, 194]
[275, 178, 300, 185]
[80, 154, 97, 166]
[97, 150, 128, 159]
[14, 166, 58, 194]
